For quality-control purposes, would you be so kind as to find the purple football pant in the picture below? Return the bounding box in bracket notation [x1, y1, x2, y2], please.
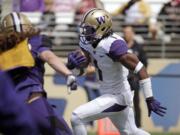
[28, 96, 72, 135]
[0, 71, 39, 135]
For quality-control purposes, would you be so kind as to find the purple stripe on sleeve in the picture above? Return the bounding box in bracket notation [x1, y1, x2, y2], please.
[38, 46, 49, 53]
[108, 39, 128, 60]
[29, 35, 50, 55]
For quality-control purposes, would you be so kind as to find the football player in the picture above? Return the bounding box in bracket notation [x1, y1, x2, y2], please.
[0, 12, 76, 135]
[67, 8, 166, 135]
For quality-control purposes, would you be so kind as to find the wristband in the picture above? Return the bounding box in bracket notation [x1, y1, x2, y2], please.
[139, 78, 153, 98]
[134, 61, 143, 74]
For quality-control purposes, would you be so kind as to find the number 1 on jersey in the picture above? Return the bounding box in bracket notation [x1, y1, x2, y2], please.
[93, 60, 103, 81]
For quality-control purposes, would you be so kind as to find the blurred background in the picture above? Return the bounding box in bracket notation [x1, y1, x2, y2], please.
[1, 0, 180, 134]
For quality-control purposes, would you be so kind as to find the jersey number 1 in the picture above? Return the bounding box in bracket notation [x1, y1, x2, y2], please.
[94, 60, 103, 81]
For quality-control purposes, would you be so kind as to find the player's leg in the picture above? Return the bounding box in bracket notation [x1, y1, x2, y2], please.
[28, 95, 72, 135]
[71, 94, 126, 135]
[109, 106, 150, 135]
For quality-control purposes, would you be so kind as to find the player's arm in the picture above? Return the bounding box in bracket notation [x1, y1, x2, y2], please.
[40, 50, 77, 90]
[117, 52, 152, 99]
[40, 50, 77, 91]
[36, 35, 77, 90]
[40, 50, 72, 76]
[119, 53, 166, 117]
[119, 53, 148, 80]
[37, 35, 72, 77]
[109, 39, 166, 117]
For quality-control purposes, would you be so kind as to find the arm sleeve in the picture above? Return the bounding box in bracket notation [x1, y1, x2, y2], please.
[108, 39, 128, 61]
[29, 35, 52, 57]
[38, 35, 52, 53]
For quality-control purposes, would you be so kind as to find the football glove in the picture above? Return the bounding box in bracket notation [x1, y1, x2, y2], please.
[146, 97, 167, 117]
[66, 74, 77, 94]
[67, 51, 87, 70]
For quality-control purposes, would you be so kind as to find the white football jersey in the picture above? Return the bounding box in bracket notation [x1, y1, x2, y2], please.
[80, 33, 131, 95]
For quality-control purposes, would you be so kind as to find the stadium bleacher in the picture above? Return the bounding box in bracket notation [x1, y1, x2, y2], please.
[39, 15, 180, 59]
[19, 0, 180, 59]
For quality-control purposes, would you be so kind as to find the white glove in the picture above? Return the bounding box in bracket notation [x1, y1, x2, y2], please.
[66, 74, 77, 94]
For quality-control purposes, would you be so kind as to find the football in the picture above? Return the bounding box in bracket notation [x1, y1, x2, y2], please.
[75, 49, 89, 69]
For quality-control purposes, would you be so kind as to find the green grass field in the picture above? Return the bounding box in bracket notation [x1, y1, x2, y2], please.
[88, 132, 180, 135]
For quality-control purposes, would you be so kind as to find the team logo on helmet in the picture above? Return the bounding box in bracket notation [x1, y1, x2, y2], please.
[96, 16, 106, 25]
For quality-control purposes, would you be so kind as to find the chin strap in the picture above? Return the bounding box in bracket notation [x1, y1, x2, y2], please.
[92, 39, 101, 48]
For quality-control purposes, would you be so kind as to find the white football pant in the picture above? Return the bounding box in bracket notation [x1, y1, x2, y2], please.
[71, 92, 150, 135]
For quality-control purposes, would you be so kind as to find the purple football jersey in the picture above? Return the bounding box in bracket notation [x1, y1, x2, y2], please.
[7, 35, 50, 101]
[0, 71, 39, 135]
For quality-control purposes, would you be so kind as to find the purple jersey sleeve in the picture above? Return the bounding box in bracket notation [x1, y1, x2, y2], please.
[29, 35, 52, 57]
[108, 39, 128, 60]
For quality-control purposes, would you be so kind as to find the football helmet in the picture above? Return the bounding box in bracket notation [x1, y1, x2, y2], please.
[79, 8, 112, 44]
[1, 12, 33, 34]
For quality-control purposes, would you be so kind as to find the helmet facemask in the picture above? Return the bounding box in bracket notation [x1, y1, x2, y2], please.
[79, 24, 98, 44]
[79, 8, 113, 45]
